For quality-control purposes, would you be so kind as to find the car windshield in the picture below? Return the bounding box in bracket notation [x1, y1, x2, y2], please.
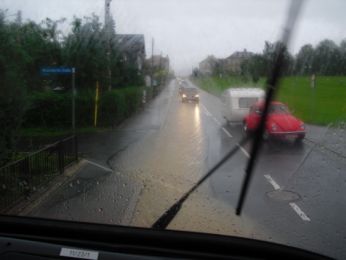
[183, 88, 198, 94]
[1, 0, 346, 259]
[269, 104, 290, 114]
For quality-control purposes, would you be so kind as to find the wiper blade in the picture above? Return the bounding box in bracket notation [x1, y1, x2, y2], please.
[236, 0, 304, 215]
[152, 137, 249, 229]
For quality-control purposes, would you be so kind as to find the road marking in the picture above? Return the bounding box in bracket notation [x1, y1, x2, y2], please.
[212, 116, 221, 126]
[237, 144, 250, 158]
[84, 159, 113, 172]
[200, 104, 211, 116]
[200, 103, 233, 138]
[264, 174, 311, 222]
[222, 127, 233, 138]
[264, 174, 280, 190]
[289, 202, 311, 222]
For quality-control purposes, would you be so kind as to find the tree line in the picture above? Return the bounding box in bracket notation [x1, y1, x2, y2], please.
[0, 9, 146, 165]
[242, 39, 346, 82]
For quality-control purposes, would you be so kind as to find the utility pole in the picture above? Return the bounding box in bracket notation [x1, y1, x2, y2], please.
[105, 0, 112, 90]
[159, 52, 162, 86]
[151, 38, 154, 90]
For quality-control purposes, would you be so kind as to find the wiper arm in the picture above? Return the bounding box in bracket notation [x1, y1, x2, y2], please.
[236, 0, 304, 215]
[152, 137, 249, 229]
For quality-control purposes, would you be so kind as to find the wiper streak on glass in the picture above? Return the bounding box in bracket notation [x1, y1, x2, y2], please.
[236, 0, 304, 215]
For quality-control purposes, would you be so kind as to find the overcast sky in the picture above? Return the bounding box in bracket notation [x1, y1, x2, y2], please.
[2, 0, 346, 75]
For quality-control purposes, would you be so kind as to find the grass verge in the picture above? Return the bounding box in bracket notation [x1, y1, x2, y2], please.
[193, 75, 346, 125]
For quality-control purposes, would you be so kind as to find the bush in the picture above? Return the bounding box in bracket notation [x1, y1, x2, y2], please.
[98, 90, 126, 126]
[23, 87, 143, 128]
[98, 87, 143, 126]
[0, 69, 27, 165]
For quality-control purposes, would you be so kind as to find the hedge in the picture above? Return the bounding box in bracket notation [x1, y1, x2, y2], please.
[23, 87, 143, 128]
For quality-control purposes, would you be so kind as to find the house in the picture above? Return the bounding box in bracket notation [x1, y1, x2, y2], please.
[198, 50, 254, 76]
[198, 55, 218, 75]
[223, 49, 254, 74]
[145, 55, 170, 72]
[115, 34, 146, 72]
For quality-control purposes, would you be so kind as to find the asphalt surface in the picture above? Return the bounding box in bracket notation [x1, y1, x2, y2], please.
[29, 79, 346, 259]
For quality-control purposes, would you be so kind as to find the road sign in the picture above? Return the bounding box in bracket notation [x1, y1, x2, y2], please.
[40, 67, 74, 75]
[40, 66, 76, 135]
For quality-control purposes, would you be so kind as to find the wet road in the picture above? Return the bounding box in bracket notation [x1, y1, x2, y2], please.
[30, 79, 346, 259]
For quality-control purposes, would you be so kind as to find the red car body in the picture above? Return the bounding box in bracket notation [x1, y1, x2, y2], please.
[243, 101, 305, 141]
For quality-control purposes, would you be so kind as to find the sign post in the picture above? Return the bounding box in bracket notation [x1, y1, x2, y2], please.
[94, 81, 100, 127]
[72, 68, 76, 135]
[40, 66, 76, 134]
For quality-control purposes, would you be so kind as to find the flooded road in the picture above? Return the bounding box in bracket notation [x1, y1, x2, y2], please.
[30, 79, 346, 259]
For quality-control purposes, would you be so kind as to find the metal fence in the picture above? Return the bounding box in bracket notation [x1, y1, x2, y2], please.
[0, 136, 78, 213]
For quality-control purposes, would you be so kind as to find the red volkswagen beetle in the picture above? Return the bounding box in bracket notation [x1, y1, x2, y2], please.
[243, 101, 305, 142]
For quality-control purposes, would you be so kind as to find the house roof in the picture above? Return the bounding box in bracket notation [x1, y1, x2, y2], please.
[115, 34, 145, 56]
[226, 50, 254, 60]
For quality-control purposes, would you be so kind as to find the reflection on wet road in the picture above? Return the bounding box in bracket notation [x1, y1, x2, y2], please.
[30, 79, 346, 259]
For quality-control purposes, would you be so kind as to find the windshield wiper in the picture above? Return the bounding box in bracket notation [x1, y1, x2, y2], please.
[152, 137, 249, 229]
[236, 0, 304, 215]
[152, 0, 304, 230]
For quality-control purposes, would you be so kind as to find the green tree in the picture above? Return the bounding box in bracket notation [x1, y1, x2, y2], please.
[294, 44, 314, 75]
[312, 39, 340, 75]
[0, 10, 27, 165]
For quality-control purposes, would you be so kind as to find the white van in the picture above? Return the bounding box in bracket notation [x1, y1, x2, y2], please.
[221, 88, 265, 123]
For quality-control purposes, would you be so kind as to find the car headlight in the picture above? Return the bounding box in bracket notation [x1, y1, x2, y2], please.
[182, 94, 186, 98]
[300, 123, 305, 130]
[195, 94, 199, 98]
[271, 123, 278, 131]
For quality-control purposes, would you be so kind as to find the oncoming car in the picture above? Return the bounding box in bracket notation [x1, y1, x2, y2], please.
[243, 101, 306, 142]
[181, 87, 199, 103]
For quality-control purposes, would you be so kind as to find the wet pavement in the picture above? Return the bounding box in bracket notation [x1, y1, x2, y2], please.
[29, 79, 346, 259]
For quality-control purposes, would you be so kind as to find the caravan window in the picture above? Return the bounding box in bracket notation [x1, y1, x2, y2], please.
[238, 97, 258, 108]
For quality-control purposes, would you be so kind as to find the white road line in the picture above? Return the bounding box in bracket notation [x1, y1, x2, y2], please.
[212, 116, 221, 126]
[84, 159, 113, 172]
[264, 174, 280, 190]
[222, 127, 233, 138]
[289, 202, 311, 222]
[263, 174, 311, 222]
[237, 144, 250, 158]
[200, 104, 211, 116]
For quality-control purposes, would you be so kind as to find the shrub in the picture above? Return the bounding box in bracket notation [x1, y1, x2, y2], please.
[23, 87, 143, 128]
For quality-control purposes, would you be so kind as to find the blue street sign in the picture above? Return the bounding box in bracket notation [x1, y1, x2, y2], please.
[40, 67, 75, 75]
